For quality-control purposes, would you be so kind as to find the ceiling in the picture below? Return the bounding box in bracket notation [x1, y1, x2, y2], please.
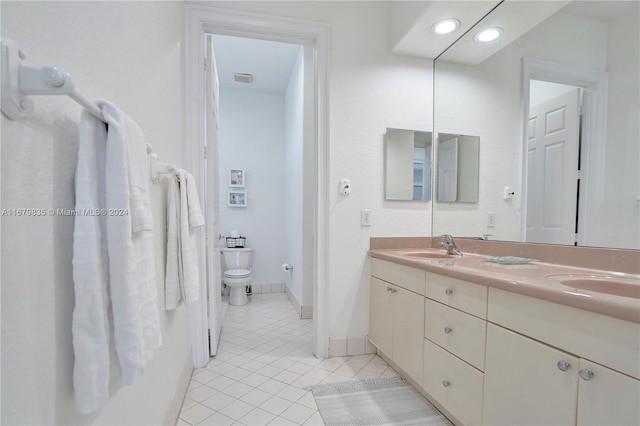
[211, 1, 634, 92]
[211, 34, 302, 93]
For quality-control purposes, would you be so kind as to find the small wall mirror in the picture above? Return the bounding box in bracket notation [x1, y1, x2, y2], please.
[384, 128, 432, 201]
[436, 133, 480, 202]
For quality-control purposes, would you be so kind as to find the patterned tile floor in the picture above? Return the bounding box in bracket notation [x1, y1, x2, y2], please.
[177, 292, 397, 425]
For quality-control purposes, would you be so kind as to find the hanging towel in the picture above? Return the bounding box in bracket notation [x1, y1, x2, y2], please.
[180, 170, 204, 304]
[72, 100, 161, 415]
[72, 109, 111, 415]
[165, 171, 181, 310]
[164, 169, 204, 309]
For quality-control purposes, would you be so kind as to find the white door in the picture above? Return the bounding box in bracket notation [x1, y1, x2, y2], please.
[438, 137, 458, 202]
[526, 88, 580, 245]
[205, 35, 222, 356]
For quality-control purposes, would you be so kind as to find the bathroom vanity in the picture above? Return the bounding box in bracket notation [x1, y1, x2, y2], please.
[368, 237, 640, 426]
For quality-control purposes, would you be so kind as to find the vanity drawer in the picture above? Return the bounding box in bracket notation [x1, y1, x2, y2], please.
[371, 258, 426, 296]
[423, 338, 484, 426]
[425, 271, 487, 318]
[424, 298, 486, 371]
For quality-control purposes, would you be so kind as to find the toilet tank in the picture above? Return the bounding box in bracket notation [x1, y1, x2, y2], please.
[221, 247, 254, 270]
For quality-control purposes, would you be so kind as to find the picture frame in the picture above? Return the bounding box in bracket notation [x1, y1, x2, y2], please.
[228, 191, 247, 207]
[229, 169, 245, 187]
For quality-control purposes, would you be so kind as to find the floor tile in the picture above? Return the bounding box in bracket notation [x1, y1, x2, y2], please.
[218, 399, 255, 421]
[177, 293, 395, 426]
[180, 403, 216, 425]
[280, 403, 316, 424]
[259, 395, 294, 416]
[239, 407, 276, 426]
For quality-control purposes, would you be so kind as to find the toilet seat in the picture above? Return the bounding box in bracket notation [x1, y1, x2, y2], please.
[224, 268, 251, 279]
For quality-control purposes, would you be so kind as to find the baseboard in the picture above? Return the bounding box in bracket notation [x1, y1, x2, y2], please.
[162, 350, 194, 426]
[329, 336, 377, 357]
[250, 282, 285, 294]
[284, 285, 313, 319]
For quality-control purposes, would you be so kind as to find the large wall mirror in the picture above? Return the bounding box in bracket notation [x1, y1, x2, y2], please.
[433, 0, 639, 250]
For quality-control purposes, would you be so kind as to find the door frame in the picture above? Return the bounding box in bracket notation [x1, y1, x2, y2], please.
[521, 58, 608, 246]
[185, 4, 331, 367]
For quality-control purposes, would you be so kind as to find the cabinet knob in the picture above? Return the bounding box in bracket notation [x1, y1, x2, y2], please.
[444, 326, 453, 334]
[556, 360, 571, 372]
[390, 288, 397, 293]
[442, 380, 451, 388]
[445, 288, 454, 296]
[579, 368, 594, 381]
[386, 287, 392, 292]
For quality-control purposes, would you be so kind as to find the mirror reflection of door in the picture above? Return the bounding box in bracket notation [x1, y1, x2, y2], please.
[438, 136, 458, 202]
[526, 82, 581, 245]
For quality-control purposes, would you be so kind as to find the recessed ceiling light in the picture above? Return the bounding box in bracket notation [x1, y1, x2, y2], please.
[431, 18, 461, 35]
[474, 27, 503, 43]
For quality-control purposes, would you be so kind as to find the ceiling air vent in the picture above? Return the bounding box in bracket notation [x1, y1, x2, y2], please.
[233, 73, 253, 84]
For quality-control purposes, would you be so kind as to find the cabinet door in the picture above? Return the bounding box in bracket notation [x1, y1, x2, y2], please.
[369, 277, 393, 356]
[577, 359, 640, 426]
[392, 287, 425, 380]
[483, 324, 579, 425]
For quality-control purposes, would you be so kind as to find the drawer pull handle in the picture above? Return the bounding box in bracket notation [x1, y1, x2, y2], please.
[579, 369, 594, 381]
[444, 326, 453, 334]
[442, 380, 451, 388]
[557, 360, 571, 372]
[445, 288, 454, 296]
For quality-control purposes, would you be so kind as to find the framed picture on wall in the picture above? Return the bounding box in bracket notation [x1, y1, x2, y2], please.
[229, 169, 245, 187]
[228, 191, 247, 207]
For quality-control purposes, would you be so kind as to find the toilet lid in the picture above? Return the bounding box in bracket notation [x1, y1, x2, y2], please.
[224, 268, 251, 278]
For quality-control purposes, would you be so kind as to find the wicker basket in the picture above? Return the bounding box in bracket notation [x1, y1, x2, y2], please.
[226, 237, 246, 248]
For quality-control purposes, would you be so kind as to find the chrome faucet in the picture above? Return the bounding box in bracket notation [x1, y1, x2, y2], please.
[440, 234, 463, 256]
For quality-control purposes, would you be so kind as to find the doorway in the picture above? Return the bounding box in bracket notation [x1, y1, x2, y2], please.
[185, 5, 330, 367]
[521, 58, 608, 247]
[525, 82, 582, 245]
[210, 33, 309, 349]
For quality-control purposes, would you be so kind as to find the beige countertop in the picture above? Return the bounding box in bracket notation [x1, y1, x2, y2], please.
[369, 248, 640, 324]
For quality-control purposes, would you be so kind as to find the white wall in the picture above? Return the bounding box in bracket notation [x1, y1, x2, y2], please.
[1, 2, 190, 424]
[218, 88, 288, 285]
[210, 1, 434, 339]
[283, 47, 307, 304]
[433, 11, 608, 241]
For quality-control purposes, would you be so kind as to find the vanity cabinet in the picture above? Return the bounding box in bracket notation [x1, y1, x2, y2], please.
[482, 323, 580, 425]
[369, 259, 425, 380]
[369, 256, 639, 426]
[484, 288, 640, 426]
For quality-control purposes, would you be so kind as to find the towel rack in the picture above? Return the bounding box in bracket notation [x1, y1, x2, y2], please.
[150, 153, 177, 184]
[1, 37, 105, 122]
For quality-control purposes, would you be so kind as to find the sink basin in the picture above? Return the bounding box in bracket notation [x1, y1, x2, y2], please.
[545, 274, 640, 299]
[403, 251, 455, 260]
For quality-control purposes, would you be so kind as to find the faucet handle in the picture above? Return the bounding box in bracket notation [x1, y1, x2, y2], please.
[440, 234, 454, 243]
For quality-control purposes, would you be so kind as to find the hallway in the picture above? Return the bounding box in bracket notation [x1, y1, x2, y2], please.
[177, 293, 397, 425]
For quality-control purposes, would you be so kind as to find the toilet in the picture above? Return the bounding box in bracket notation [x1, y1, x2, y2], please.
[220, 247, 254, 306]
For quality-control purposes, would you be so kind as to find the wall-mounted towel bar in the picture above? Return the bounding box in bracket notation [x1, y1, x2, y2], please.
[150, 153, 176, 184]
[1, 37, 104, 122]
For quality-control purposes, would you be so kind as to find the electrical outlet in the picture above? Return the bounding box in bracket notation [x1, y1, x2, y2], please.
[488, 212, 496, 227]
[361, 209, 372, 226]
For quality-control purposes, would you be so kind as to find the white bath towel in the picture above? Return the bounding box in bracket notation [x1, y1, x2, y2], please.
[165, 171, 181, 310]
[165, 169, 204, 309]
[72, 100, 161, 415]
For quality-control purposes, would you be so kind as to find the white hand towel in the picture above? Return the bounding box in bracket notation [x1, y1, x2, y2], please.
[178, 170, 201, 305]
[165, 172, 181, 310]
[72, 109, 111, 415]
[184, 170, 205, 229]
[99, 101, 161, 383]
[72, 101, 162, 414]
